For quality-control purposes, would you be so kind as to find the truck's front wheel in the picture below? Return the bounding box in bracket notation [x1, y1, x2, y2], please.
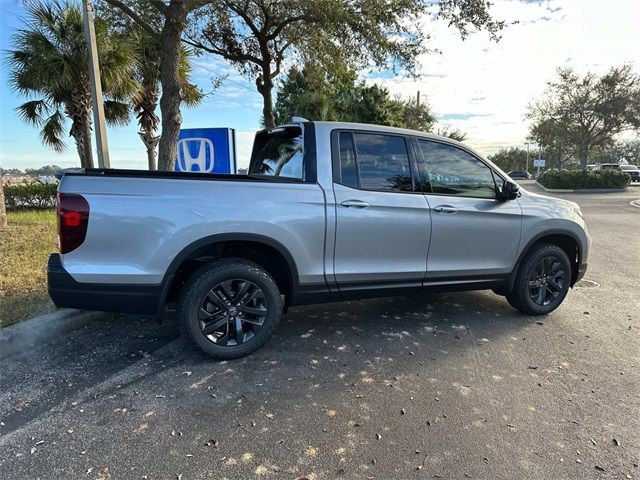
[505, 243, 571, 315]
[179, 258, 282, 359]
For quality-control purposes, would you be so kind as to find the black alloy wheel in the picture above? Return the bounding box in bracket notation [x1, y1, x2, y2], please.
[527, 255, 567, 306]
[179, 258, 282, 359]
[198, 279, 268, 346]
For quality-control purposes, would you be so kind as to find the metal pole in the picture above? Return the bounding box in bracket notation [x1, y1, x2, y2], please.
[82, 0, 110, 168]
[416, 91, 420, 107]
[525, 142, 530, 172]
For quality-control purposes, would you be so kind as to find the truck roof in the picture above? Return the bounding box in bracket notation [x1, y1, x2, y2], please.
[275, 120, 468, 147]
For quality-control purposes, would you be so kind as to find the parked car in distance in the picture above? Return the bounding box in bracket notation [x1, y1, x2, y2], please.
[507, 170, 532, 180]
[48, 120, 591, 359]
[619, 164, 640, 183]
[593, 163, 622, 171]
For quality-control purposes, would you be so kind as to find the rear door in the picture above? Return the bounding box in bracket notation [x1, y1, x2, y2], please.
[413, 138, 522, 281]
[331, 131, 431, 293]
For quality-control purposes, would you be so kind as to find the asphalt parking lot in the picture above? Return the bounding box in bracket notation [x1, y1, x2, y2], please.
[1, 184, 639, 480]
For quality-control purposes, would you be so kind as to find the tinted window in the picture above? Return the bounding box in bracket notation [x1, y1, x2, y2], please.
[353, 133, 412, 191]
[249, 127, 304, 179]
[417, 140, 496, 198]
[338, 132, 358, 188]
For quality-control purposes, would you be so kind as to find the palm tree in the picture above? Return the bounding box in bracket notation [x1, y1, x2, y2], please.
[131, 33, 202, 170]
[6, 1, 136, 168]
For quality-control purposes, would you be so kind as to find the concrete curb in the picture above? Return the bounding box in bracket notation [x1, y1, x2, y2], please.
[0, 309, 105, 360]
[535, 182, 628, 193]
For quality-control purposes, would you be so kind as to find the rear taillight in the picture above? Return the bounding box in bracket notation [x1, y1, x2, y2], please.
[57, 193, 89, 254]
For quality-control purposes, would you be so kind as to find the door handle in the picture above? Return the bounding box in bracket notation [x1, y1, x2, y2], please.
[434, 205, 457, 214]
[341, 199, 370, 208]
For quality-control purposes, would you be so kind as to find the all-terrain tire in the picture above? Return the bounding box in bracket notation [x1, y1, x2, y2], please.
[178, 258, 282, 359]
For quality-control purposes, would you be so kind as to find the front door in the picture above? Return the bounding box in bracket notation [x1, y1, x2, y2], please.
[413, 138, 522, 281]
[332, 131, 431, 292]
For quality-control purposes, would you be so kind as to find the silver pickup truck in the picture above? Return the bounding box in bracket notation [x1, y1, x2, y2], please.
[49, 120, 590, 358]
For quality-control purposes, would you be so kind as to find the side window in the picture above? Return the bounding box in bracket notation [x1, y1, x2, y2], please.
[417, 140, 497, 198]
[338, 132, 359, 188]
[353, 133, 413, 192]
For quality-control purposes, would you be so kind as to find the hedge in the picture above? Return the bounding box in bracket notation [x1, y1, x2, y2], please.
[3, 182, 58, 210]
[537, 169, 630, 190]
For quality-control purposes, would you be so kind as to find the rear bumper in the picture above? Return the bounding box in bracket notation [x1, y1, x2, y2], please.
[47, 254, 161, 314]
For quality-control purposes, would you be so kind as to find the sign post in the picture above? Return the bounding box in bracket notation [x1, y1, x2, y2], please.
[82, 0, 110, 168]
[533, 159, 545, 176]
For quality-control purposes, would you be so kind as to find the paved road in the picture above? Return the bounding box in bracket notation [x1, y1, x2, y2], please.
[1, 186, 639, 480]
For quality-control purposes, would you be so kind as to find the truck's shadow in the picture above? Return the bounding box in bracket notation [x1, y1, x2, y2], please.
[0, 289, 538, 434]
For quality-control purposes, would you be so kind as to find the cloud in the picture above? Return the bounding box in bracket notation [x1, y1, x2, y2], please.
[372, 0, 640, 155]
[440, 113, 493, 121]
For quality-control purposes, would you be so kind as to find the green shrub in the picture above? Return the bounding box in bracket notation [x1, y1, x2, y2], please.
[538, 169, 630, 189]
[3, 182, 58, 210]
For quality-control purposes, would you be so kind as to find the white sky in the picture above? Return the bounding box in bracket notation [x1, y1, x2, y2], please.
[1, 0, 639, 170]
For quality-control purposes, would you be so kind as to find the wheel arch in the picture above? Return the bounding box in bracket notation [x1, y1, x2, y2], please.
[506, 230, 582, 292]
[157, 233, 300, 314]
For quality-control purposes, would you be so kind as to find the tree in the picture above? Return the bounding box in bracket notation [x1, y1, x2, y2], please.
[7, 2, 136, 168]
[487, 147, 539, 172]
[24, 165, 61, 176]
[436, 127, 468, 142]
[529, 119, 576, 170]
[188, 0, 506, 129]
[527, 65, 640, 169]
[130, 32, 203, 170]
[273, 65, 437, 132]
[589, 138, 640, 165]
[104, 0, 205, 170]
[0, 168, 23, 175]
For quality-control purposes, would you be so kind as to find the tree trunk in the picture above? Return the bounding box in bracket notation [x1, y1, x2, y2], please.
[258, 73, 276, 129]
[139, 130, 160, 170]
[578, 142, 589, 170]
[0, 170, 7, 229]
[71, 118, 86, 167]
[70, 117, 94, 169]
[81, 113, 94, 169]
[68, 88, 94, 169]
[157, 15, 185, 171]
[263, 81, 275, 129]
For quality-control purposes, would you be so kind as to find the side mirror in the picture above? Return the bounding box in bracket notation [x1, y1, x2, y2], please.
[500, 181, 519, 201]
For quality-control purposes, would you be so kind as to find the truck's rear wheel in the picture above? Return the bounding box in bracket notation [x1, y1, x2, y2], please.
[506, 243, 571, 315]
[179, 258, 282, 359]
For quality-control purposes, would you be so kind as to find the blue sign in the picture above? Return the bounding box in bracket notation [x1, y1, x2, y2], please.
[175, 128, 236, 174]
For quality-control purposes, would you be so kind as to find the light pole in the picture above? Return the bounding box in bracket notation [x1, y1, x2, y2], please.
[524, 141, 530, 173]
[82, 0, 110, 168]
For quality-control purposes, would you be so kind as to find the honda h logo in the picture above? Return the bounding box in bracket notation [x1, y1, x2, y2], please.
[176, 137, 215, 173]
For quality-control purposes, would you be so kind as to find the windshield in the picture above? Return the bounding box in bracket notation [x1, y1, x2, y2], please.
[248, 127, 304, 179]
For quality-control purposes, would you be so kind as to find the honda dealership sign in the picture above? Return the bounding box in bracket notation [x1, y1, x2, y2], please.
[175, 128, 236, 174]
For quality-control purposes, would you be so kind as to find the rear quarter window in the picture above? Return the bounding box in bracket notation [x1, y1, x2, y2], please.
[249, 127, 304, 179]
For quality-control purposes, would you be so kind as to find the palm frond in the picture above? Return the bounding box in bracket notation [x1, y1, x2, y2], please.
[15, 99, 50, 126]
[104, 100, 130, 126]
[182, 83, 204, 107]
[40, 108, 66, 152]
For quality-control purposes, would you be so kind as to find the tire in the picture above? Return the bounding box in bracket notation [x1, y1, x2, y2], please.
[178, 258, 282, 359]
[505, 243, 572, 315]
